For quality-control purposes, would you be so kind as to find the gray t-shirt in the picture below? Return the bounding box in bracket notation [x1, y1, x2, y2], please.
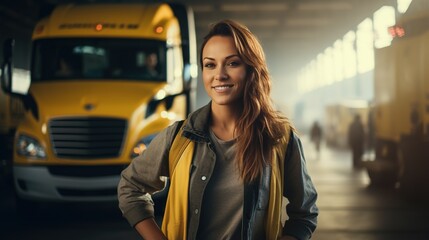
[196, 130, 243, 240]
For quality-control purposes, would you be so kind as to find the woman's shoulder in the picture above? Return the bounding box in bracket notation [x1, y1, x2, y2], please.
[152, 120, 185, 146]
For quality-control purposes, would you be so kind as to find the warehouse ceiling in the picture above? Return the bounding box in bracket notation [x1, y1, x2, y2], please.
[0, 0, 394, 77]
[187, 0, 393, 73]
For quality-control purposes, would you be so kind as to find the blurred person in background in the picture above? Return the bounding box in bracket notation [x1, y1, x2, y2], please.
[55, 50, 79, 78]
[141, 52, 159, 78]
[348, 114, 365, 168]
[310, 121, 322, 154]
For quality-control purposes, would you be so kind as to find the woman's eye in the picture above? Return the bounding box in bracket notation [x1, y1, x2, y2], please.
[204, 63, 215, 68]
[228, 61, 241, 67]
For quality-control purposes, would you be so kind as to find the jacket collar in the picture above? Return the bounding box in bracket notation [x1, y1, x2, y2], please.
[182, 102, 212, 142]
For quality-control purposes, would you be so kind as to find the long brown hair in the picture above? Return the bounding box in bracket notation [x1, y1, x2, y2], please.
[200, 20, 292, 183]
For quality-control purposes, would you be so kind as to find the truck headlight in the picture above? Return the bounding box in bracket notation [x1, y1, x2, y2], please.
[131, 133, 158, 159]
[16, 134, 46, 159]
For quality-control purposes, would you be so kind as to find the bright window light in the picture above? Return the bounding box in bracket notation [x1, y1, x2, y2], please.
[356, 18, 375, 73]
[397, 0, 413, 14]
[316, 53, 325, 87]
[332, 40, 344, 82]
[323, 47, 334, 85]
[374, 6, 396, 48]
[343, 31, 357, 79]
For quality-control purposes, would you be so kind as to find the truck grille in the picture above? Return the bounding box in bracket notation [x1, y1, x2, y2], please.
[49, 117, 127, 159]
[48, 165, 127, 177]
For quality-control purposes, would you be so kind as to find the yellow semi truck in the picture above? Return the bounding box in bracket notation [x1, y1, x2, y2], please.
[369, 0, 429, 196]
[1, 2, 197, 208]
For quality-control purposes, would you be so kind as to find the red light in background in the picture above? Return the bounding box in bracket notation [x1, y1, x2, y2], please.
[388, 25, 405, 38]
[396, 27, 405, 37]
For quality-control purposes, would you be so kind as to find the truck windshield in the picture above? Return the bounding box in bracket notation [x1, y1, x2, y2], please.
[32, 38, 166, 82]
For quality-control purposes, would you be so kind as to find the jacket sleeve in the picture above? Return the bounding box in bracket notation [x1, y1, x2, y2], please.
[117, 121, 181, 227]
[282, 132, 319, 240]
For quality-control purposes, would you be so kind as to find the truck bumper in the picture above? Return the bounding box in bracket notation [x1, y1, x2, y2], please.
[13, 165, 124, 202]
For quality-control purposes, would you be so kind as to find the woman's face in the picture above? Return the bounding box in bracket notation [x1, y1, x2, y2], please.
[202, 36, 247, 107]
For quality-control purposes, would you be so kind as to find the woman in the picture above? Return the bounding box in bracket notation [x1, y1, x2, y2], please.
[118, 20, 318, 240]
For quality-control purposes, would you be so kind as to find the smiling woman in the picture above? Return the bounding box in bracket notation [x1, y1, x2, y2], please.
[118, 19, 319, 240]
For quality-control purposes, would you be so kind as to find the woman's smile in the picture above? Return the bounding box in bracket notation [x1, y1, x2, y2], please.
[212, 84, 234, 93]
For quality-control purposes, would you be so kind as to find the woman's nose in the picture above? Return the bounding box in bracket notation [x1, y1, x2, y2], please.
[214, 66, 228, 80]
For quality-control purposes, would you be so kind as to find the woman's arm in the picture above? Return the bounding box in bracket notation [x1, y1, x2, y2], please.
[282, 132, 319, 240]
[135, 218, 167, 240]
[117, 122, 181, 228]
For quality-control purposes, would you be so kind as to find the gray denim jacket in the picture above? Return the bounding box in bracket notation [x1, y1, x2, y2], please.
[118, 103, 318, 240]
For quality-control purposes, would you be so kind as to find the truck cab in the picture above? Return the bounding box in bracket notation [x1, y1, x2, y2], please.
[1, 3, 197, 205]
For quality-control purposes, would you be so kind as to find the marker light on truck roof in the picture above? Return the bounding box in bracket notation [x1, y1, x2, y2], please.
[35, 25, 44, 35]
[155, 26, 164, 34]
[95, 23, 103, 32]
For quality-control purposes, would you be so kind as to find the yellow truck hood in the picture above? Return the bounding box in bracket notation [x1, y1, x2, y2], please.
[29, 80, 165, 120]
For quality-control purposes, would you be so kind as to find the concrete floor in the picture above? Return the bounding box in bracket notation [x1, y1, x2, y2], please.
[302, 136, 429, 240]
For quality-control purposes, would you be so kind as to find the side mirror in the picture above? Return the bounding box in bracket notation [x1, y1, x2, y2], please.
[165, 95, 175, 110]
[1, 38, 14, 93]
